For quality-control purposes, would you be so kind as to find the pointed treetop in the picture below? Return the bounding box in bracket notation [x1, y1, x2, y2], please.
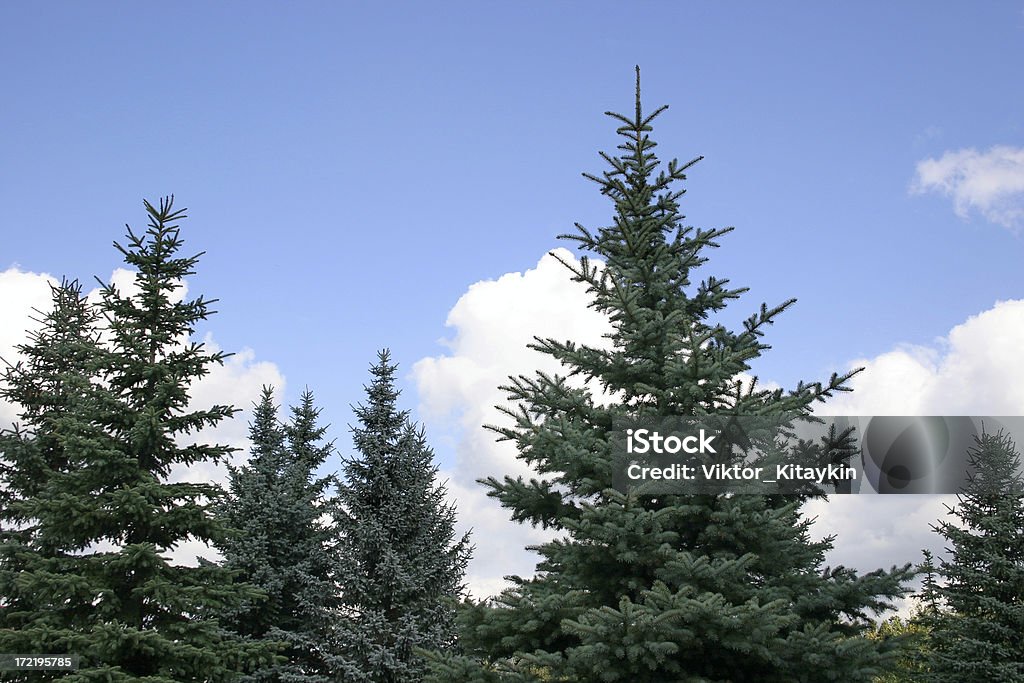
[242, 385, 286, 472]
[362, 349, 401, 413]
[635, 65, 641, 125]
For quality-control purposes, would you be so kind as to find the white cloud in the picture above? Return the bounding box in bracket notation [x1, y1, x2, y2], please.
[414, 248, 614, 598]
[810, 298, 1024, 616]
[823, 299, 1024, 416]
[0, 268, 60, 428]
[415, 248, 1024, 610]
[912, 145, 1024, 230]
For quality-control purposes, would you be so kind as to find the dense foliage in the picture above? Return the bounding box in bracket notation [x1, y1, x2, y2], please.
[216, 387, 338, 682]
[918, 430, 1024, 681]
[331, 351, 471, 682]
[425, 70, 914, 682]
[0, 199, 281, 680]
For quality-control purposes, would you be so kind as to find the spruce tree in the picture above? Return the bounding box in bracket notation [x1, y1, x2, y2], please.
[217, 386, 339, 682]
[0, 198, 281, 680]
[331, 350, 471, 683]
[918, 430, 1024, 681]
[0, 279, 104, 670]
[426, 69, 913, 682]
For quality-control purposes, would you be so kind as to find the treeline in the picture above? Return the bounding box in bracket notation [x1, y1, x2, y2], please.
[2, 70, 1022, 682]
[0, 199, 470, 682]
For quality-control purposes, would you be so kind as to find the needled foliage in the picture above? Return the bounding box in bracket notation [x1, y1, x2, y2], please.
[425, 70, 914, 683]
[332, 350, 471, 683]
[918, 431, 1024, 682]
[0, 198, 281, 681]
[216, 386, 338, 682]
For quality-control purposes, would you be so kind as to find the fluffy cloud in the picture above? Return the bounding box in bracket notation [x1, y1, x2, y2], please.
[912, 145, 1024, 230]
[415, 249, 1024, 607]
[823, 299, 1024, 416]
[414, 248, 614, 597]
[0, 268, 59, 428]
[807, 297, 1024, 613]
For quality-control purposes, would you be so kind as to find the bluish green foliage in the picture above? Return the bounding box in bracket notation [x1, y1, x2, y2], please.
[0, 198, 281, 681]
[331, 350, 471, 683]
[426, 71, 914, 682]
[918, 431, 1024, 681]
[217, 387, 338, 681]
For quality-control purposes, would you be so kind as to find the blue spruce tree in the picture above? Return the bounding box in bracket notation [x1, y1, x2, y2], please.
[217, 386, 338, 682]
[332, 350, 471, 683]
[919, 430, 1024, 681]
[425, 70, 914, 682]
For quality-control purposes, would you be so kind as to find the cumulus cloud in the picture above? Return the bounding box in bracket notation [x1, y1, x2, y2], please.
[414, 248, 614, 597]
[808, 298, 1024, 614]
[912, 145, 1024, 230]
[415, 248, 1024, 607]
[823, 299, 1024, 416]
[0, 268, 59, 427]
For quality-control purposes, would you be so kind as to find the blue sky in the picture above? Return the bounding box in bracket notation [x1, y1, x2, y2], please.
[3, 2, 1024, 598]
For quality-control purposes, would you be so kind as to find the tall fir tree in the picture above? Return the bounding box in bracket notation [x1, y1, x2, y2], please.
[217, 386, 339, 682]
[0, 198, 281, 680]
[918, 430, 1024, 681]
[331, 350, 471, 683]
[426, 69, 914, 682]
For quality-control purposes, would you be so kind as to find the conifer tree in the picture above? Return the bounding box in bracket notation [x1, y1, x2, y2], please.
[0, 198, 280, 680]
[426, 70, 913, 682]
[918, 430, 1024, 681]
[0, 279, 103, 667]
[331, 350, 471, 683]
[217, 386, 339, 682]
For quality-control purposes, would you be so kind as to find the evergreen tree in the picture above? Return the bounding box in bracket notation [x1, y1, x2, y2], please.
[426, 69, 913, 682]
[0, 198, 281, 680]
[332, 350, 471, 683]
[918, 430, 1024, 681]
[0, 279, 104, 670]
[217, 386, 339, 682]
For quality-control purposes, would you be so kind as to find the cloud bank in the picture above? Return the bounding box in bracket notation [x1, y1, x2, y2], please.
[913, 145, 1024, 230]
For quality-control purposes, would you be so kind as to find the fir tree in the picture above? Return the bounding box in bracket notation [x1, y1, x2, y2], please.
[426, 69, 913, 682]
[332, 350, 471, 683]
[217, 386, 339, 682]
[918, 430, 1024, 681]
[0, 198, 281, 680]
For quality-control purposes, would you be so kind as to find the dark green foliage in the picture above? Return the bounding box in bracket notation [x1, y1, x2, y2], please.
[918, 431, 1024, 681]
[0, 198, 281, 680]
[0, 279, 104, 666]
[332, 350, 471, 683]
[216, 387, 338, 681]
[426, 70, 913, 682]
[868, 613, 930, 682]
